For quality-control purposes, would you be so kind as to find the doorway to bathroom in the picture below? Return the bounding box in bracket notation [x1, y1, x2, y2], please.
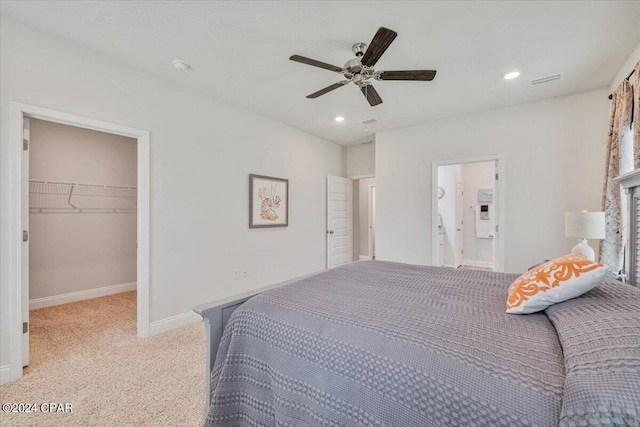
[432, 155, 504, 272]
[352, 177, 376, 261]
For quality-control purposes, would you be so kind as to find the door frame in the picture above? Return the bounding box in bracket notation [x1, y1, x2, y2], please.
[368, 184, 375, 260]
[348, 174, 375, 262]
[6, 101, 151, 383]
[431, 154, 505, 272]
[454, 179, 464, 268]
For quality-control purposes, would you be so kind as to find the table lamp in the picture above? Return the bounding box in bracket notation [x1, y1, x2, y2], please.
[565, 211, 606, 261]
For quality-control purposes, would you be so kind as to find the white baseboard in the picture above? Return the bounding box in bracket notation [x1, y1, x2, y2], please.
[358, 255, 371, 261]
[29, 282, 137, 310]
[461, 259, 495, 269]
[0, 364, 12, 385]
[149, 311, 201, 336]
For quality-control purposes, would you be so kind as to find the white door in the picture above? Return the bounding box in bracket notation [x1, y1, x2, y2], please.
[454, 180, 464, 267]
[327, 176, 352, 268]
[22, 117, 30, 366]
[369, 186, 376, 259]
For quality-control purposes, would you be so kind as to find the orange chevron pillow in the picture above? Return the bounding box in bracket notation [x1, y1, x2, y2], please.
[506, 253, 607, 314]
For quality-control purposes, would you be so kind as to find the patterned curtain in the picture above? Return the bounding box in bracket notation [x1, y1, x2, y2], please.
[600, 80, 633, 271]
[634, 61, 640, 169]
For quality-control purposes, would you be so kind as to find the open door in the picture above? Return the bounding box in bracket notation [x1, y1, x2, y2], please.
[327, 176, 352, 268]
[21, 116, 30, 367]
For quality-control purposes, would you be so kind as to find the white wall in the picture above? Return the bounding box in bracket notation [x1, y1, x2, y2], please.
[376, 88, 609, 273]
[0, 17, 345, 371]
[346, 143, 375, 177]
[29, 118, 137, 301]
[461, 161, 495, 266]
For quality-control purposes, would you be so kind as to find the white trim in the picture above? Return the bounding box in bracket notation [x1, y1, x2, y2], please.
[4, 101, 150, 385]
[368, 183, 376, 260]
[7, 102, 22, 383]
[461, 259, 495, 269]
[29, 282, 136, 311]
[0, 365, 11, 384]
[431, 154, 505, 272]
[348, 173, 375, 180]
[358, 255, 371, 261]
[136, 126, 151, 339]
[349, 179, 353, 264]
[614, 168, 640, 189]
[149, 312, 201, 336]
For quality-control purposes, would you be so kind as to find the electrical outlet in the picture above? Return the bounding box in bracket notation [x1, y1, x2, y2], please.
[232, 269, 240, 280]
[242, 268, 248, 278]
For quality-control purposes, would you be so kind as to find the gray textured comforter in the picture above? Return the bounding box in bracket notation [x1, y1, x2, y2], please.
[204, 261, 640, 427]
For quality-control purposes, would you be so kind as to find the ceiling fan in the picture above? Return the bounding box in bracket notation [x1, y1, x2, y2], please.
[290, 27, 436, 107]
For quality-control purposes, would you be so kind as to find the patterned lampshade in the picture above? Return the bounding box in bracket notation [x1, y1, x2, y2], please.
[565, 211, 606, 240]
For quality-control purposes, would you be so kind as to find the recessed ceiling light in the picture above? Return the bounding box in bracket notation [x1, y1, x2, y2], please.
[502, 71, 520, 80]
[334, 116, 345, 122]
[172, 59, 191, 71]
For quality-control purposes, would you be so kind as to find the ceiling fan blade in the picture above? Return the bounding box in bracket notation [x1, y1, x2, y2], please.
[361, 27, 398, 68]
[290, 55, 343, 73]
[379, 70, 437, 81]
[360, 84, 383, 106]
[306, 81, 349, 99]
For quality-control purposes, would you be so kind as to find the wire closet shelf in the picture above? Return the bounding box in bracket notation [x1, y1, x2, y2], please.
[29, 180, 137, 213]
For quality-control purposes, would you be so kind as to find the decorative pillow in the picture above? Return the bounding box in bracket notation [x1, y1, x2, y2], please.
[506, 253, 607, 314]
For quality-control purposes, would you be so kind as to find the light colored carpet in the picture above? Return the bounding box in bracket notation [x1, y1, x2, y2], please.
[0, 291, 206, 426]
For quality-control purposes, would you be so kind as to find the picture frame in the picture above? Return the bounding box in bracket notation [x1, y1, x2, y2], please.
[249, 174, 289, 228]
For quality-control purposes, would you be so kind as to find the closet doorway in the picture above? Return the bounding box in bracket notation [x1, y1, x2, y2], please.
[26, 118, 138, 368]
[431, 155, 505, 272]
[8, 102, 150, 383]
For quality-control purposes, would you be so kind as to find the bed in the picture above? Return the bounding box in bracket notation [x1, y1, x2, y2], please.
[194, 260, 640, 426]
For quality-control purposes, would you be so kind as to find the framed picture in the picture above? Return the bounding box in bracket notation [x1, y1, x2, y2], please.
[249, 174, 289, 228]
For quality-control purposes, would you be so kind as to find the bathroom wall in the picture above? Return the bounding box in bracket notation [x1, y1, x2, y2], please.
[461, 161, 495, 267]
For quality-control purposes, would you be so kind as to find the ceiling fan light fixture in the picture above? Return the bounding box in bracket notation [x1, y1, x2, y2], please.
[352, 42, 367, 57]
[502, 70, 520, 80]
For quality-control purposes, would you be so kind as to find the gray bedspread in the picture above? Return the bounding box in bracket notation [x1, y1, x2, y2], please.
[204, 261, 640, 427]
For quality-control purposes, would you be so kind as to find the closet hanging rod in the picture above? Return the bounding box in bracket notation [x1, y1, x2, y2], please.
[29, 179, 137, 190]
[608, 68, 636, 99]
[29, 208, 136, 214]
[29, 180, 137, 211]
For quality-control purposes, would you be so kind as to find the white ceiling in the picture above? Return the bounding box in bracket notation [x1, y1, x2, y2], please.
[2, 1, 640, 145]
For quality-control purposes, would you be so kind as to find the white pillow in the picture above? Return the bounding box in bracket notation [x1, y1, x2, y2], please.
[506, 253, 607, 314]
